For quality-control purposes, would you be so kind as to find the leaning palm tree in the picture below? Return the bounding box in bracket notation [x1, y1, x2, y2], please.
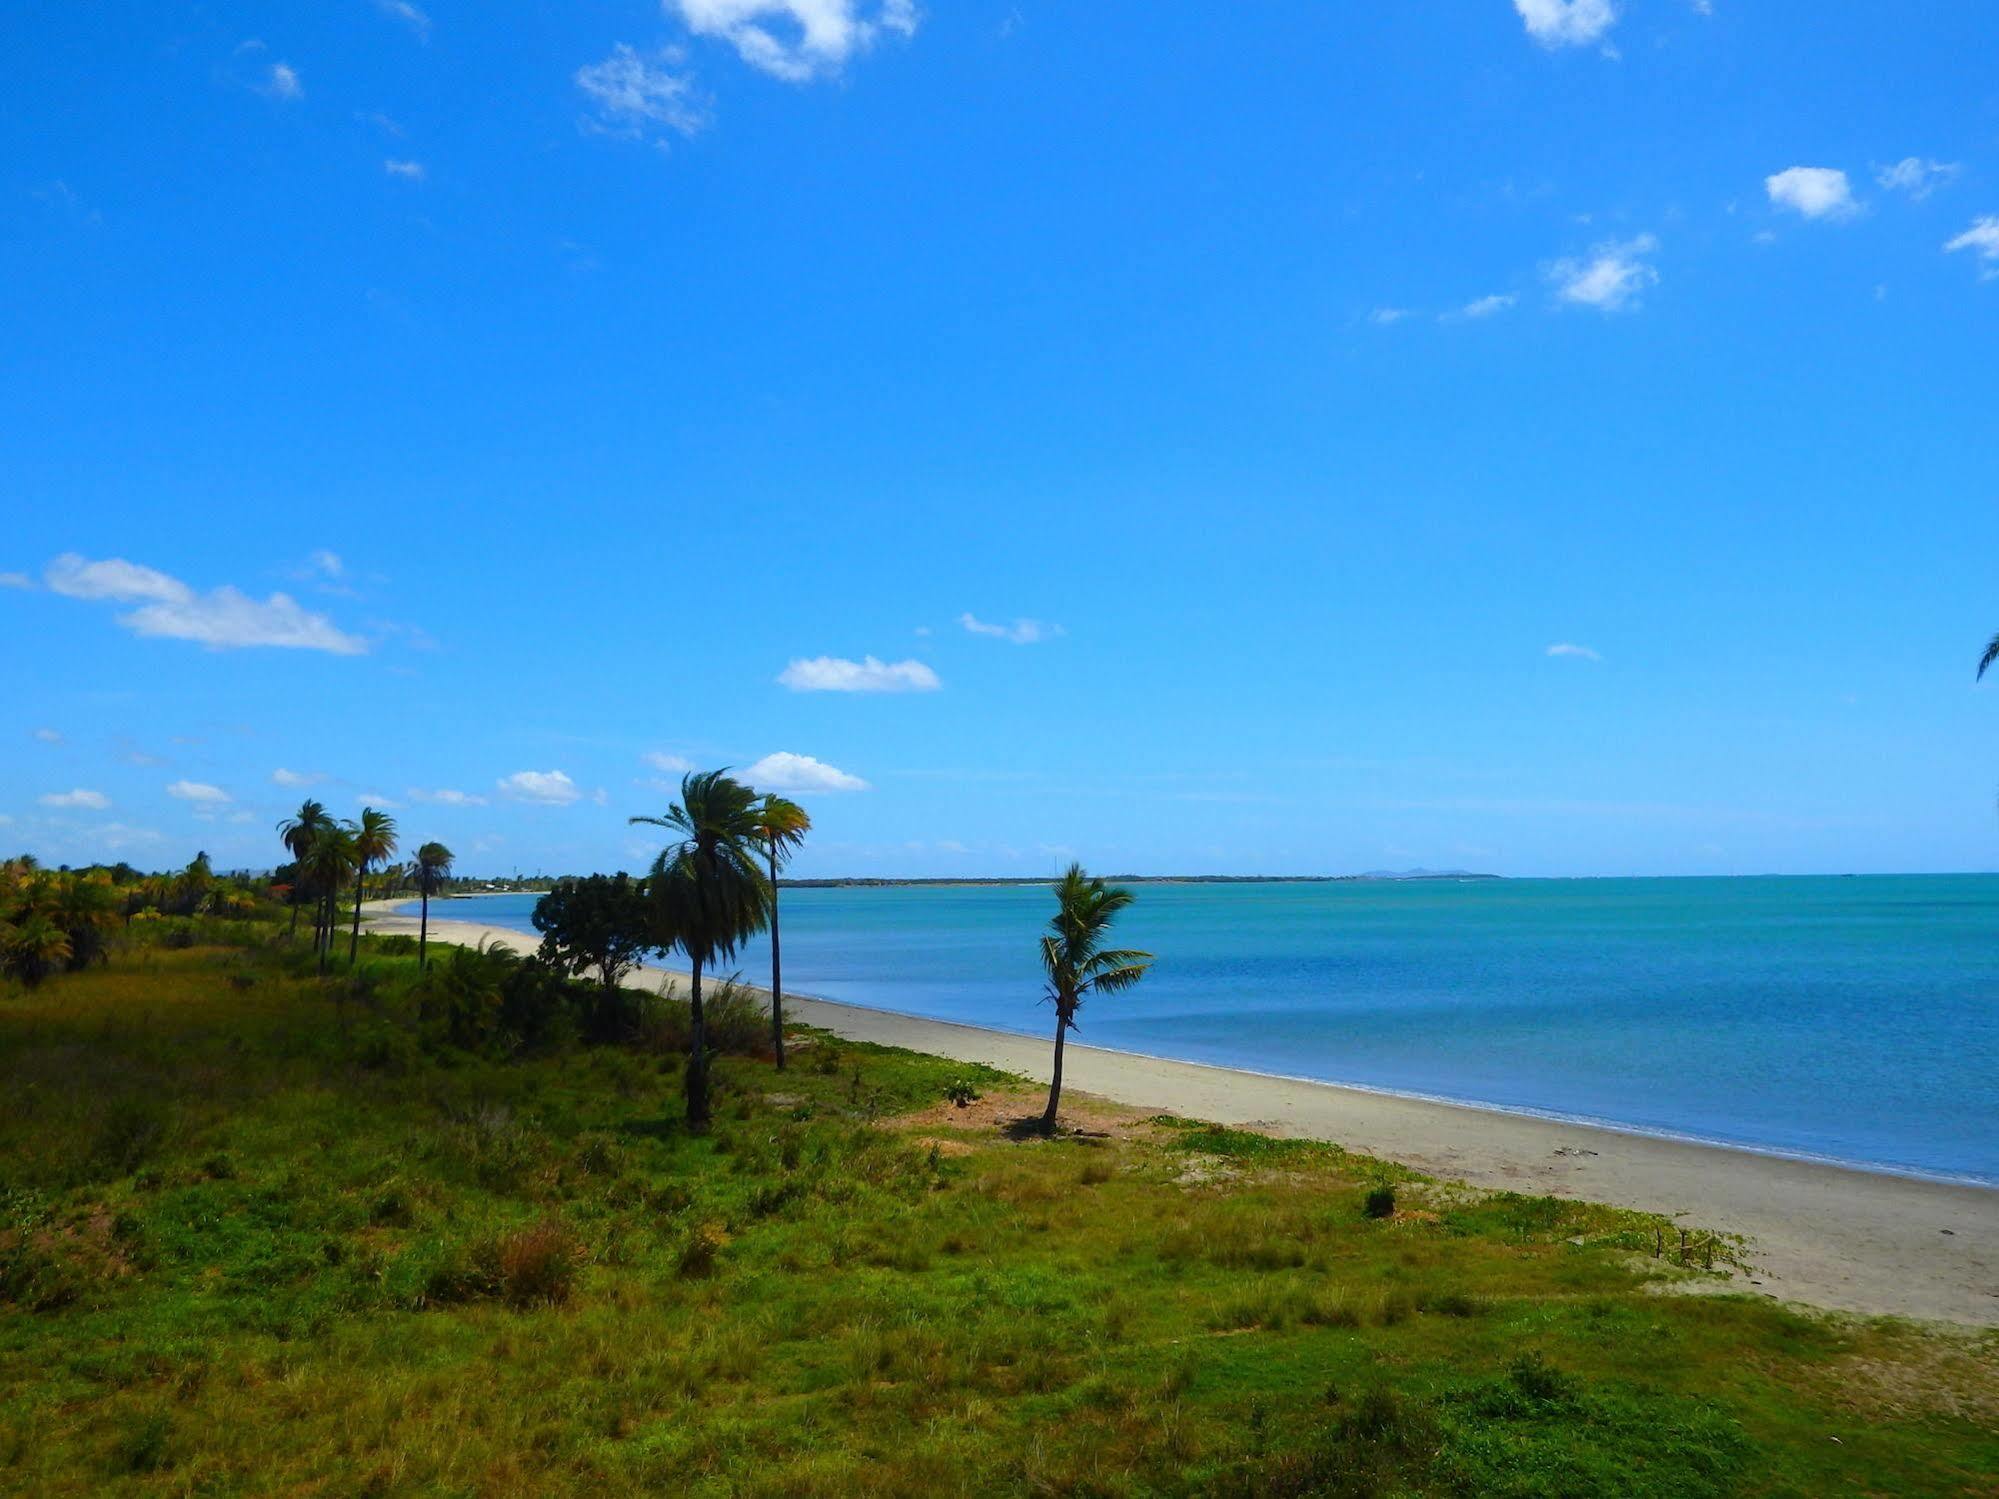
[301, 822, 358, 976]
[410, 841, 454, 970]
[1036, 864, 1153, 1134]
[277, 799, 330, 939]
[631, 770, 771, 1131]
[1981, 634, 1999, 681]
[748, 793, 812, 1069]
[347, 807, 399, 967]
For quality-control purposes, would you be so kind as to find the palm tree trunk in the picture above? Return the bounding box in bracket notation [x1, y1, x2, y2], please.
[348, 865, 365, 967]
[418, 887, 429, 971]
[317, 891, 330, 976]
[1040, 1009, 1070, 1134]
[687, 955, 710, 1132]
[768, 840, 786, 1070]
[287, 887, 299, 940]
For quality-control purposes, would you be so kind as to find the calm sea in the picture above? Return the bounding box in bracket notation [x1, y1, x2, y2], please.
[403, 876, 1999, 1186]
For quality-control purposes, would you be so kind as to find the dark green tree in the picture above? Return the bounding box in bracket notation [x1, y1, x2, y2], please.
[631, 770, 771, 1131]
[532, 872, 657, 1041]
[410, 841, 454, 971]
[1037, 864, 1153, 1134]
[276, 799, 330, 939]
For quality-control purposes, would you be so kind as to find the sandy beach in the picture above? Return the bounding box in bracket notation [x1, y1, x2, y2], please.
[369, 906, 1999, 1328]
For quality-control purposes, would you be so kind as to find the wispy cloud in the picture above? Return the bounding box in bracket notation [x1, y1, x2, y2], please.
[576, 45, 707, 144]
[272, 768, 321, 788]
[1876, 157, 1958, 201]
[1455, 293, 1516, 320]
[168, 780, 231, 804]
[497, 769, 581, 805]
[778, 655, 941, 692]
[643, 751, 696, 773]
[44, 553, 367, 654]
[1546, 234, 1659, 312]
[32, 728, 61, 744]
[409, 787, 489, 807]
[0, 572, 33, 590]
[1367, 307, 1412, 326]
[743, 751, 870, 793]
[1765, 166, 1858, 221]
[258, 62, 304, 101]
[1513, 0, 1616, 49]
[40, 789, 110, 810]
[959, 612, 1060, 644]
[384, 159, 426, 182]
[1944, 217, 1999, 279]
[670, 0, 919, 83]
[374, 0, 431, 41]
[1547, 642, 1602, 662]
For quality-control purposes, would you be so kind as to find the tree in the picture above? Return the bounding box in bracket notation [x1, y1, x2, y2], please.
[1036, 864, 1153, 1134]
[409, 841, 454, 971]
[630, 770, 771, 1131]
[300, 823, 358, 976]
[277, 800, 330, 939]
[531, 873, 656, 1041]
[1982, 634, 1999, 681]
[748, 794, 812, 1069]
[347, 807, 399, 967]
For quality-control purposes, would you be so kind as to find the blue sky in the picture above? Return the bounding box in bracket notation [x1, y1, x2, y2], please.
[5, 0, 1998, 879]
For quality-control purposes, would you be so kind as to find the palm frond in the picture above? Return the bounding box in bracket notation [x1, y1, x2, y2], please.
[1980, 632, 1999, 681]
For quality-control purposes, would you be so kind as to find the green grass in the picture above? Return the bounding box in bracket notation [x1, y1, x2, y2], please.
[1, 939, 1995, 1495]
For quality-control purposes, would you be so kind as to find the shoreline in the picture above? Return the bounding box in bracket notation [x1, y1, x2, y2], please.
[365, 905, 1999, 1327]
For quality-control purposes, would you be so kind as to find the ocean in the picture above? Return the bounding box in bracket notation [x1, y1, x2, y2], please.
[401, 875, 1999, 1186]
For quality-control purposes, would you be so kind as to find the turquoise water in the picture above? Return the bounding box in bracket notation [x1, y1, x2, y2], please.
[405, 876, 1999, 1186]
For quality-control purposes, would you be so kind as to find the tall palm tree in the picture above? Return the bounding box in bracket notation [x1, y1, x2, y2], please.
[347, 807, 399, 967]
[631, 770, 771, 1131]
[1036, 864, 1153, 1134]
[410, 841, 454, 970]
[301, 823, 358, 976]
[748, 793, 812, 1069]
[277, 799, 329, 939]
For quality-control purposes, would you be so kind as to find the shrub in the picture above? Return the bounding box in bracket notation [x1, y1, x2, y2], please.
[494, 1220, 580, 1307]
[945, 1080, 981, 1108]
[1363, 1184, 1397, 1220]
[677, 1223, 725, 1279]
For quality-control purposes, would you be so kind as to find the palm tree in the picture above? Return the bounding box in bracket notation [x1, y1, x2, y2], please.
[1981, 634, 1999, 681]
[630, 770, 771, 1131]
[748, 793, 812, 1069]
[347, 807, 399, 967]
[1036, 864, 1153, 1135]
[410, 841, 454, 970]
[277, 799, 329, 939]
[301, 823, 359, 975]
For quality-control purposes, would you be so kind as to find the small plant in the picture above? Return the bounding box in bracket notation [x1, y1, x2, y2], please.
[677, 1223, 725, 1279]
[494, 1220, 580, 1307]
[1364, 1184, 1397, 1220]
[945, 1079, 981, 1108]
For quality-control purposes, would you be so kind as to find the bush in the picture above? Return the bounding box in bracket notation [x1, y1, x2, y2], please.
[677, 1223, 725, 1279]
[1363, 1184, 1397, 1220]
[493, 1221, 580, 1307]
[945, 1080, 981, 1108]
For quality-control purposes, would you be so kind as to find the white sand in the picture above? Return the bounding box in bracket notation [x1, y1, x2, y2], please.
[367, 908, 1999, 1327]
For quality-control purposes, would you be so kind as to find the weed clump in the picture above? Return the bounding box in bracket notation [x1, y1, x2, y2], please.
[1363, 1184, 1396, 1220]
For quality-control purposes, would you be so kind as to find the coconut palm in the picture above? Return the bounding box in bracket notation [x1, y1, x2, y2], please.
[630, 770, 771, 1131]
[1036, 864, 1153, 1134]
[277, 799, 330, 939]
[1981, 634, 1999, 681]
[347, 807, 399, 967]
[410, 841, 454, 970]
[301, 823, 359, 975]
[748, 793, 812, 1069]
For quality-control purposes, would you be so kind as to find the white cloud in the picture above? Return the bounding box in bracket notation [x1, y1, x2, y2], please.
[778, 655, 941, 692]
[0, 572, 32, 590]
[168, 780, 231, 804]
[959, 612, 1060, 644]
[671, 0, 919, 83]
[374, 0, 431, 40]
[497, 769, 582, 805]
[33, 728, 61, 744]
[92, 822, 162, 851]
[1458, 293, 1516, 319]
[259, 62, 304, 101]
[1547, 234, 1659, 312]
[576, 44, 707, 144]
[1765, 166, 1857, 221]
[271, 768, 322, 788]
[1944, 217, 1999, 278]
[40, 789, 110, 810]
[1547, 642, 1602, 662]
[410, 787, 489, 807]
[744, 751, 870, 792]
[44, 553, 366, 654]
[1513, 0, 1616, 49]
[1367, 307, 1412, 326]
[384, 159, 426, 181]
[1876, 158, 1958, 201]
[644, 751, 697, 773]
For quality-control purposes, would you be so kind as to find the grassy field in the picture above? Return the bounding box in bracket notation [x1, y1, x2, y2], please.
[2, 934, 1995, 1496]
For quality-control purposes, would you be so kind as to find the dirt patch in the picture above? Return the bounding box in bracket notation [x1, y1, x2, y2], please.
[911, 1136, 976, 1158]
[888, 1086, 1161, 1144]
[1820, 1340, 1999, 1424]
